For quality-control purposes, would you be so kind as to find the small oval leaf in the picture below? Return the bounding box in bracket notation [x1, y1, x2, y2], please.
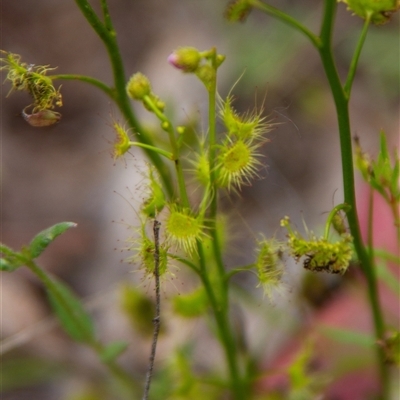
[29, 222, 77, 259]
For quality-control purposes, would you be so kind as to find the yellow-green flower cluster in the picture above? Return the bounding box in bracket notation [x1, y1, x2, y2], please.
[165, 205, 206, 255]
[255, 238, 284, 299]
[0, 50, 62, 113]
[215, 96, 271, 190]
[281, 216, 353, 275]
[127, 223, 169, 278]
[112, 121, 131, 160]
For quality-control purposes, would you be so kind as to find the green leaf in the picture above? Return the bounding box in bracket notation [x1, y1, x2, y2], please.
[0, 243, 16, 256]
[376, 259, 400, 295]
[1, 357, 64, 391]
[0, 257, 21, 271]
[47, 278, 95, 343]
[99, 341, 128, 363]
[172, 287, 209, 318]
[29, 222, 77, 259]
[318, 325, 375, 347]
[0, 244, 24, 271]
[391, 151, 400, 199]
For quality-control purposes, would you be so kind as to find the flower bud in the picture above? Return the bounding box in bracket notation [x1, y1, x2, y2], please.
[167, 47, 201, 73]
[126, 72, 151, 100]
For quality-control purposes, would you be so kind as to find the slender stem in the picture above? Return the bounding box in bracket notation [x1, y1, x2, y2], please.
[197, 49, 245, 399]
[367, 183, 375, 258]
[324, 202, 351, 239]
[344, 13, 371, 98]
[142, 220, 161, 400]
[128, 141, 174, 160]
[50, 74, 114, 98]
[167, 254, 201, 275]
[318, 1, 388, 397]
[141, 96, 190, 207]
[256, 0, 389, 396]
[100, 0, 113, 30]
[74, 0, 173, 197]
[207, 49, 227, 307]
[251, 0, 320, 47]
[197, 242, 246, 400]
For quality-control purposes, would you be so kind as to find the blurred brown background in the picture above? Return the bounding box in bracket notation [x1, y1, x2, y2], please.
[1, 1, 399, 399]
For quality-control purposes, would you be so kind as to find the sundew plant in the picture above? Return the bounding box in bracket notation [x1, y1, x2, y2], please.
[1, 1, 399, 400]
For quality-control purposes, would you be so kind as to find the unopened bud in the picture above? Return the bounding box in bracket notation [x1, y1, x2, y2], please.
[167, 47, 201, 73]
[126, 72, 151, 100]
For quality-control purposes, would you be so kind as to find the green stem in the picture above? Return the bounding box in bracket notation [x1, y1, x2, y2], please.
[196, 49, 245, 399]
[344, 13, 371, 97]
[251, 0, 320, 47]
[74, 0, 173, 198]
[367, 183, 375, 258]
[324, 203, 351, 239]
[206, 49, 227, 308]
[141, 95, 190, 207]
[197, 242, 246, 400]
[50, 74, 114, 98]
[256, 0, 388, 396]
[100, 0, 113, 30]
[128, 141, 174, 160]
[318, 1, 388, 397]
[167, 254, 201, 275]
[225, 265, 255, 281]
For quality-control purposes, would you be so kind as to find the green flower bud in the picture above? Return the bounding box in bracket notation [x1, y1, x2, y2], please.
[167, 47, 201, 73]
[126, 72, 151, 100]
